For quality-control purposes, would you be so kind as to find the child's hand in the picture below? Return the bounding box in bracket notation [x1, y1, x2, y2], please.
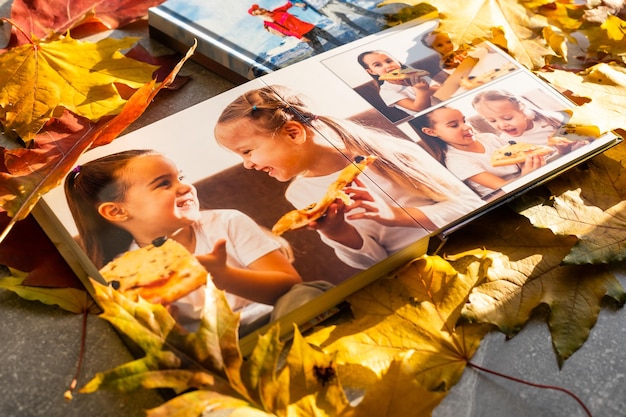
[520, 154, 546, 175]
[196, 239, 228, 273]
[309, 199, 363, 249]
[343, 178, 417, 227]
[408, 74, 429, 90]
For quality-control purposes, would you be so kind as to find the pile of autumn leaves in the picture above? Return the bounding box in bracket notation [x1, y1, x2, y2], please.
[1, 0, 626, 416]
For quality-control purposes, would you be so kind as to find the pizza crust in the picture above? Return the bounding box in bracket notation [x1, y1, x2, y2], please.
[99, 238, 208, 304]
[379, 67, 430, 82]
[271, 155, 377, 236]
[491, 141, 554, 167]
[459, 62, 517, 89]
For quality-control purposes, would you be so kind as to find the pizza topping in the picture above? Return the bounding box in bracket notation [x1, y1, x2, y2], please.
[99, 238, 208, 304]
[379, 67, 430, 81]
[152, 236, 168, 247]
[491, 142, 554, 167]
[271, 155, 377, 235]
[459, 62, 517, 89]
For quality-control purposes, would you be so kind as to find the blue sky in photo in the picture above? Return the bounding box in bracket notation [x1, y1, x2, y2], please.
[163, 0, 328, 55]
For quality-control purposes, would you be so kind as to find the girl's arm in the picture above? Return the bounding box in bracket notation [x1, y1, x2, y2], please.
[468, 154, 546, 191]
[341, 179, 438, 230]
[394, 76, 432, 112]
[196, 240, 302, 305]
[466, 171, 510, 192]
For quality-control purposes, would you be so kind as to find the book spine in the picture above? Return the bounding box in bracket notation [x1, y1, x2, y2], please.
[148, 6, 271, 83]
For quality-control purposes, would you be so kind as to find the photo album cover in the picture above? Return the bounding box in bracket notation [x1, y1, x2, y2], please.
[148, 0, 412, 82]
[34, 18, 621, 355]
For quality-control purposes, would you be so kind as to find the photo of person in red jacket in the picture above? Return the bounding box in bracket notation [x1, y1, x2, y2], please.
[249, 2, 343, 54]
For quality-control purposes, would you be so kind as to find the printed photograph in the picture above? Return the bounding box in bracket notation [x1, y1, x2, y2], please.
[157, 0, 398, 77]
[321, 21, 517, 123]
[398, 71, 601, 201]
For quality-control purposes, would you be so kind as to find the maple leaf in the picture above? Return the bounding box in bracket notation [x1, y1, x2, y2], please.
[0, 32, 158, 142]
[8, 0, 167, 46]
[82, 276, 351, 417]
[0, 212, 81, 288]
[537, 62, 626, 135]
[279, 328, 351, 416]
[0, 40, 196, 243]
[0, 267, 97, 313]
[441, 205, 626, 365]
[521, 0, 587, 32]
[349, 351, 447, 417]
[80, 279, 247, 402]
[305, 255, 490, 415]
[583, 14, 626, 62]
[515, 141, 626, 264]
[380, 0, 555, 69]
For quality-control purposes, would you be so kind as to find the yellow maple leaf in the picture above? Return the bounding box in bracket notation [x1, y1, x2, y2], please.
[0, 33, 158, 142]
[537, 63, 626, 135]
[0, 40, 196, 243]
[452, 250, 625, 366]
[520, 0, 586, 32]
[305, 255, 490, 415]
[441, 205, 626, 365]
[516, 141, 626, 264]
[582, 14, 626, 62]
[380, 0, 554, 69]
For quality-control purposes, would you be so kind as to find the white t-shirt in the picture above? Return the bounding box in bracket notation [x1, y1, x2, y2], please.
[445, 133, 520, 198]
[130, 209, 280, 333]
[379, 77, 439, 114]
[285, 164, 482, 269]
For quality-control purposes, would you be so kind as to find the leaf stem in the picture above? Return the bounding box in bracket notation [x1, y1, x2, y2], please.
[64, 308, 89, 401]
[467, 361, 593, 417]
[0, 17, 34, 45]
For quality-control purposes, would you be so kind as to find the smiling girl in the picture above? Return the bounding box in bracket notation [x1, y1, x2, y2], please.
[357, 50, 440, 114]
[413, 106, 545, 199]
[213, 85, 483, 269]
[64, 149, 303, 333]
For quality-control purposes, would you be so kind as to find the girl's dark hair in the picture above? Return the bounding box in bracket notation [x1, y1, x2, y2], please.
[356, 50, 408, 86]
[64, 149, 158, 268]
[409, 111, 448, 165]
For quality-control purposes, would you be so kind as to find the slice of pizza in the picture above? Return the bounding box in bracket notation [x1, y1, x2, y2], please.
[459, 61, 517, 89]
[491, 141, 555, 167]
[271, 155, 377, 236]
[99, 238, 208, 304]
[379, 67, 430, 81]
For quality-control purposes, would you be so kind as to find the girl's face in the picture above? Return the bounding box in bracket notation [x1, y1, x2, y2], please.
[474, 99, 532, 137]
[422, 107, 476, 148]
[361, 52, 401, 77]
[430, 33, 454, 55]
[114, 155, 201, 236]
[215, 119, 310, 182]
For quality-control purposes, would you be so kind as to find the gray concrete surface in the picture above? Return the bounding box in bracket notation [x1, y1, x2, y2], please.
[2, 1, 626, 416]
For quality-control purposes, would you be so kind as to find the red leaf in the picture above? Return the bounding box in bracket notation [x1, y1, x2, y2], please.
[125, 43, 193, 85]
[0, 212, 82, 288]
[9, 0, 167, 46]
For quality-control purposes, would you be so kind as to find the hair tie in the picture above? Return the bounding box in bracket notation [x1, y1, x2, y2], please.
[72, 165, 81, 174]
[252, 105, 257, 111]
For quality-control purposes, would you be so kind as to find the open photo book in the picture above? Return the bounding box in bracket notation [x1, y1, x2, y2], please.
[33, 18, 621, 355]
